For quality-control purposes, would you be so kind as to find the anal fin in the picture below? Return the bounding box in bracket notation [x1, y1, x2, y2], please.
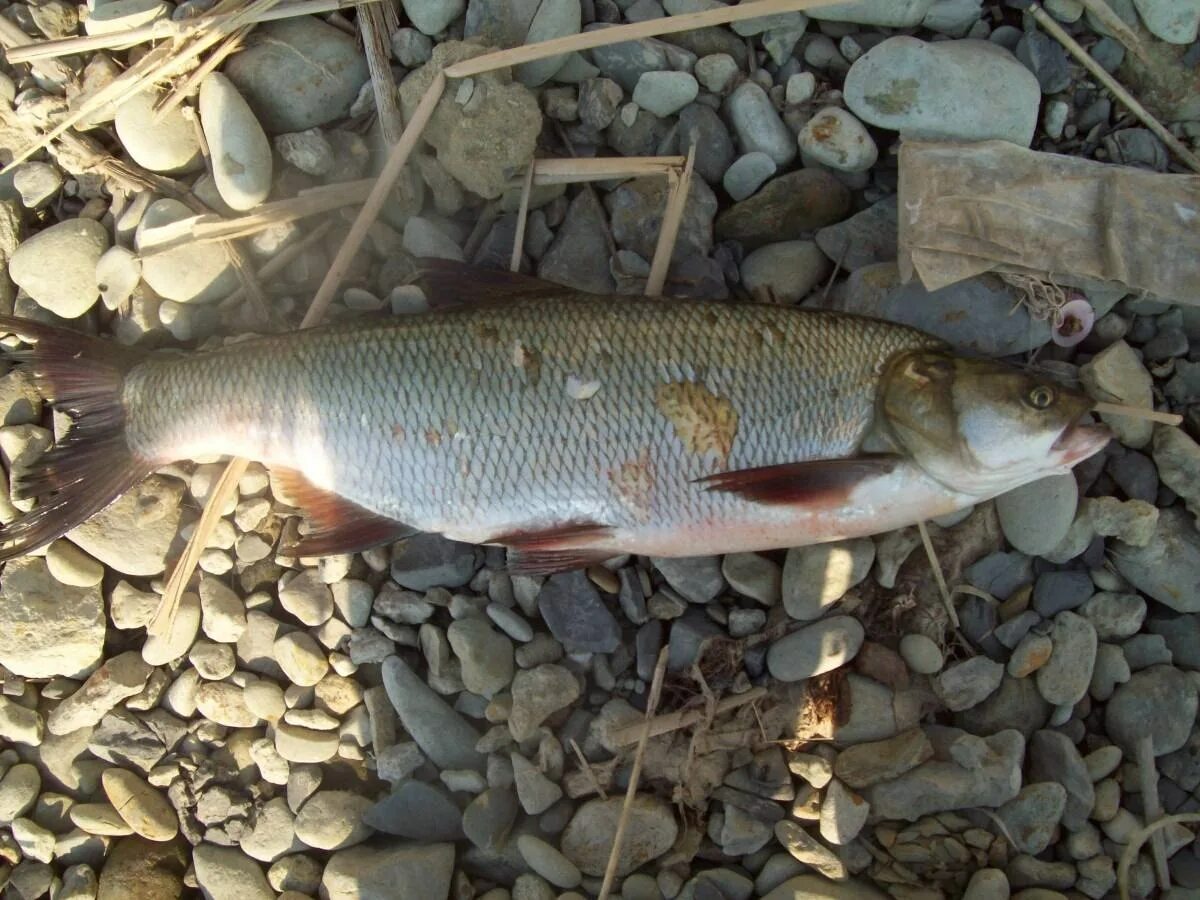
[488, 520, 616, 577]
[272, 468, 418, 558]
[695, 456, 901, 506]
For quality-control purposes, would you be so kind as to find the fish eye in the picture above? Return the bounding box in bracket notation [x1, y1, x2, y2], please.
[1026, 385, 1056, 410]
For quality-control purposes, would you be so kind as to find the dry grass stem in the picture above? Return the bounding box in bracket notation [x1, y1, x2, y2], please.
[1093, 402, 1182, 425]
[1118, 814, 1200, 899]
[5, 0, 374, 63]
[1074, 0, 1151, 61]
[518, 156, 688, 184]
[510, 161, 536, 273]
[1029, 3, 1200, 174]
[153, 26, 250, 121]
[358, 0, 404, 144]
[443, 0, 846, 79]
[917, 520, 959, 629]
[610, 687, 769, 747]
[1136, 736, 1172, 888]
[218, 221, 336, 307]
[569, 738, 609, 801]
[598, 646, 669, 900]
[0, 16, 75, 83]
[646, 145, 696, 296]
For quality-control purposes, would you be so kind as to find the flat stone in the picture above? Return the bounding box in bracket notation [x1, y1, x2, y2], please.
[1080, 340, 1154, 448]
[274, 723, 338, 764]
[9, 219, 108, 318]
[364, 780, 462, 840]
[716, 169, 852, 249]
[537, 571, 621, 653]
[1111, 506, 1200, 612]
[536, 188, 615, 294]
[509, 663, 581, 741]
[382, 655, 485, 770]
[518, 834, 582, 889]
[48, 652, 153, 735]
[767, 615, 864, 682]
[561, 795, 677, 877]
[997, 783, 1067, 854]
[102, 768, 177, 841]
[782, 539, 874, 621]
[844, 36, 1040, 145]
[0, 557, 104, 678]
[834, 728, 934, 788]
[1106, 664, 1198, 756]
[113, 87, 201, 173]
[652, 555, 725, 604]
[224, 17, 369, 134]
[294, 791, 373, 851]
[936, 656, 1004, 711]
[740, 240, 831, 304]
[819, 779, 870, 845]
[814, 196, 898, 273]
[1036, 611, 1097, 706]
[996, 473, 1078, 557]
[192, 844, 273, 900]
[391, 533, 479, 590]
[462, 788, 519, 851]
[322, 842, 455, 900]
[773, 820, 847, 881]
[511, 752, 563, 814]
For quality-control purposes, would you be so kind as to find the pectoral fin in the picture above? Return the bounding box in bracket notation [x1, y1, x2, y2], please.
[488, 520, 616, 576]
[695, 456, 902, 505]
[273, 468, 418, 557]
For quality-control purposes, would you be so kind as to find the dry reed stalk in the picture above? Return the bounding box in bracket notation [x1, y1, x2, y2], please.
[0, 16, 75, 84]
[1074, 0, 1151, 61]
[598, 646, 669, 900]
[443, 0, 846, 79]
[218, 221, 336, 307]
[569, 737, 609, 801]
[1093, 401, 1182, 425]
[1136, 736, 1172, 889]
[645, 146, 695, 296]
[510, 161, 536, 273]
[1029, 3, 1200, 174]
[149, 73, 447, 638]
[519, 155, 687, 184]
[917, 519, 959, 629]
[153, 25, 250, 120]
[5, 0, 375, 63]
[358, 0, 405, 144]
[610, 687, 769, 747]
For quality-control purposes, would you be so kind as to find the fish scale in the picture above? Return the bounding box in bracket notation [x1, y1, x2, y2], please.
[121, 293, 941, 547]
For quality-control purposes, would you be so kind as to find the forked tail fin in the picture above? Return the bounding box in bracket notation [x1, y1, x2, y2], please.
[0, 316, 153, 561]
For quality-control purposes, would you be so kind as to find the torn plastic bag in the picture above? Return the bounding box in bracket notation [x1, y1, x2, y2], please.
[897, 139, 1200, 301]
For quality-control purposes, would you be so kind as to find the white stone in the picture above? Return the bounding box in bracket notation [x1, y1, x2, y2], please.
[114, 87, 202, 173]
[136, 198, 237, 303]
[45, 540, 104, 588]
[274, 632, 329, 686]
[141, 590, 201, 666]
[294, 791, 373, 851]
[9, 219, 109, 318]
[198, 72, 273, 211]
[632, 71, 700, 117]
[193, 843, 274, 900]
[85, 0, 171, 34]
[95, 245, 142, 310]
[0, 557, 104, 679]
[200, 576, 247, 643]
[797, 106, 879, 172]
[275, 722, 338, 763]
[279, 570, 334, 626]
[244, 680, 286, 722]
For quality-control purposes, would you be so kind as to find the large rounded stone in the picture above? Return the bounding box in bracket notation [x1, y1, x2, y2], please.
[136, 199, 237, 304]
[9, 219, 109, 318]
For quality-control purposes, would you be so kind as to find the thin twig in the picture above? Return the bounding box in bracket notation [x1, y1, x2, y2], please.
[512, 156, 687, 185]
[154, 25, 251, 120]
[1136, 736, 1171, 889]
[0, 16, 75, 84]
[443, 0, 847, 79]
[610, 687, 768, 746]
[646, 145, 695, 296]
[1118, 814, 1200, 900]
[1074, 0, 1151, 61]
[218, 221, 336, 308]
[917, 520, 959, 629]
[1093, 402, 1182, 425]
[1029, 3, 1200, 174]
[598, 646, 669, 900]
[569, 738, 608, 801]
[6, 0, 377, 62]
[358, 0, 405, 144]
[510, 161, 536, 273]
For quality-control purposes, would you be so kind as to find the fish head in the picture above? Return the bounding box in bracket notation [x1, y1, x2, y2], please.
[879, 348, 1111, 496]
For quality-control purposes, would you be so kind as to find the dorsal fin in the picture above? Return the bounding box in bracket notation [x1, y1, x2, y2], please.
[414, 258, 566, 308]
[272, 468, 418, 557]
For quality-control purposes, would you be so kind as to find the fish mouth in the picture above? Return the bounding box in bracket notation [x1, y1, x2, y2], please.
[1051, 422, 1112, 466]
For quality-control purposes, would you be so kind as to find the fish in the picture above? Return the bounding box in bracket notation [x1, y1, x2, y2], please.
[0, 262, 1110, 575]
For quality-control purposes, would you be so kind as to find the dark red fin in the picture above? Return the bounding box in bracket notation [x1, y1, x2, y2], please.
[414, 258, 566, 309]
[0, 316, 153, 560]
[488, 520, 616, 577]
[695, 456, 902, 506]
[272, 467, 418, 557]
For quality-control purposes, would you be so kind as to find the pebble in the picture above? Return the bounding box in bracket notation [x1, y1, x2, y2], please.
[782, 539, 874, 621]
[391, 533, 478, 590]
[998, 782, 1067, 855]
[0, 697, 42, 746]
[1153, 424, 1200, 510]
[695, 53, 739, 92]
[198, 72, 271, 211]
[9, 218, 109, 318]
[899, 634, 944, 674]
[194, 682, 260, 728]
[1132, 0, 1200, 42]
[402, 216, 465, 262]
[13, 161, 62, 209]
[101, 768, 177, 841]
[632, 71, 698, 116]
[364, 779, 462, 840]
[1032, 570, 1094, 617]
[113, 87, 201, 173]
[512, 752, 563, 814]
[537, 571, 621, 653]
[193, 843, 274, 900]
[278, 569, 334, 626]
[509, 663, 580, 741]
[844, 36, 1040, 145]
[774, 820, 848, 881]
[819, 779, 870, 845]
[1111, 506, 1200, 613]
[322, 842, 454, 900]
[224, 17, 369, 133]
[560, 795, 677, 877]
[834, 728, 934, 789]
[382, 654, 485, 769]
[810, 0, 937, 26]
[1080, 340, 1154, 448]
[716, 169, 852, 247]
[814, 196, 898, 273]
[199, 576, 247, 643]
[294, 791, 373, 850]
[652, 555, 724, 604]
[0, 764, 40, 825]
[721, 552, 782, 605]
[518, 834, 582, 888]
[273, 632, 329, 686]
[71, 802, 132, 837]
[47, 651, 152, 735]
[722, 151, 777, 202]
[767, 615, 864, 682]
[996, 473, 1078, 557]
[740, 240, 832, 304]
[1008, 632, 1053, 678]
[724, 81, 797, 167]
[936, 656, 1004, 711]
[786, 71, 817, 104]
[447, 617, 515, 697]
[462, 787, 518, 851]
[274, 722, 338, 763]
[606, 174, 717, 265]
[1080, 592, 1146, 640]
[0, 557, 104, 678]
[1015, 30, 1071, 93]
[136, 198, 237, 303]
[1034, 611, 1097, 705]
[797, 106, 879, 172]
[1106, 664, 1198, 755]
[391, 27, 432, 66]
[240, 797, 301, 862]
[537, 188, 616, 293]
[141, 590, 200, 667]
